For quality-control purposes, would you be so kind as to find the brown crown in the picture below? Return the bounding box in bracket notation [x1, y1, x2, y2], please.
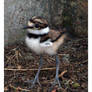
[28, 16, 48, 30]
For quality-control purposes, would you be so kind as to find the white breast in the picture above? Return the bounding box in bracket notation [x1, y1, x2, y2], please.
[25, 36, 41, 54]
[25, 36, 57, 55]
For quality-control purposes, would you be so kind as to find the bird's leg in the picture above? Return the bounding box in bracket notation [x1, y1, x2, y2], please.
[52, 55, 61, 87]
[31, 56, 43, 87]
[25, 56, 43, 88]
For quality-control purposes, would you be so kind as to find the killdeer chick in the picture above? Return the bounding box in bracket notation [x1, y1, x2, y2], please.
[23, 16, 67, 88]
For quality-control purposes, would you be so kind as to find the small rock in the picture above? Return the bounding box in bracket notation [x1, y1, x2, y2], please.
[72, 82, 80, 88]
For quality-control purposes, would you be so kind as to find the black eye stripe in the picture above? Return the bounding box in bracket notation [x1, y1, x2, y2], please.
[23, 26, 34, 29]
[40, 24, 48, 28]
[35, 23, 48, 28]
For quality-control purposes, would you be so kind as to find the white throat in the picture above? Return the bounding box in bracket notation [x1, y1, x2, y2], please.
[28, 27, 50, 34]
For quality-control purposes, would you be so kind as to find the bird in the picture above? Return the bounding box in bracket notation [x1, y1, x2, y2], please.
[23, 16, 68, 88]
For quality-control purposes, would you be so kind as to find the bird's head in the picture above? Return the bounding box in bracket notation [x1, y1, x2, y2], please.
[23, 16, 49, 34]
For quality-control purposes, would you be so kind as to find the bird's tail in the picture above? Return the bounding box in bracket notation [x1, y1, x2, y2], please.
[53, 32, 67, 51]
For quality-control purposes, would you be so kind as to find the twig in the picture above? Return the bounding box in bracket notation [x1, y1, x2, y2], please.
[49, 70, 68, 82]
[59, 70, 67, 78]
[9, 84, 30, 92]
[4, 67, 63, 71]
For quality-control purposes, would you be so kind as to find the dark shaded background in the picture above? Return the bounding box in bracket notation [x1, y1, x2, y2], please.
[4, 0, 88, 45]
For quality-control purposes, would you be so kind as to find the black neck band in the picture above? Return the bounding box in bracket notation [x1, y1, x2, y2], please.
[27, 32, 48, 38]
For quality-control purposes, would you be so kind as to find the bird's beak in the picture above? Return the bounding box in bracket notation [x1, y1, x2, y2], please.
[22, 26, 33, 29]
[23, 26, 29, 29]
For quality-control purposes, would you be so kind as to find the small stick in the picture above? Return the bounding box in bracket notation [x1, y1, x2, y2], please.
[4, 67, 63, 71]
[9, 84, 30, 92]
[59, 70, 67, 78]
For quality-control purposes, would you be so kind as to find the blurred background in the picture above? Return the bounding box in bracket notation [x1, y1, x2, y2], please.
[4, 0, 88, 45]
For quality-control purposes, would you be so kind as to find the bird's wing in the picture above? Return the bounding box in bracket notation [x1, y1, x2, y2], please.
[40, 29, 61, 43]
[40, 29, 62, 47]
[48, 29, 61, 41]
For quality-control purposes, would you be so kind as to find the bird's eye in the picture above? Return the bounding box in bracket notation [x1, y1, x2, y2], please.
[35, 24, 39, 28]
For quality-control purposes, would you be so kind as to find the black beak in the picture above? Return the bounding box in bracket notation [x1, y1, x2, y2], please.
[23, 26, 33, 29]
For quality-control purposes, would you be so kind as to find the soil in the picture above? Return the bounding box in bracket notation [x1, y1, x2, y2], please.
[4, 37, 88, 92]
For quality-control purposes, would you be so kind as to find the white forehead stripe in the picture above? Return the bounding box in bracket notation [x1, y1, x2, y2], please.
[28, 27, 50, 34]
[28, 21, 34, 26]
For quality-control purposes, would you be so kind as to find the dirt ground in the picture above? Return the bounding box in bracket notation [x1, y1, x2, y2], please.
[4, 37, 88, 92]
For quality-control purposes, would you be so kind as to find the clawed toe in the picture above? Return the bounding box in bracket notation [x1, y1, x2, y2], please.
[51, 77, 61, 88]
[24, 78, 41, 88]
[30, 79, 41, 88]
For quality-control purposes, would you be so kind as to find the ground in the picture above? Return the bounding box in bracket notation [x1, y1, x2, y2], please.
[4, 37, 88, 92]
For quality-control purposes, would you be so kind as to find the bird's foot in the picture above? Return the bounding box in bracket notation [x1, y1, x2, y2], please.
[48, 77, 61, 92]
[52, 76, 61, 88]
[25, 76, 41, 89]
